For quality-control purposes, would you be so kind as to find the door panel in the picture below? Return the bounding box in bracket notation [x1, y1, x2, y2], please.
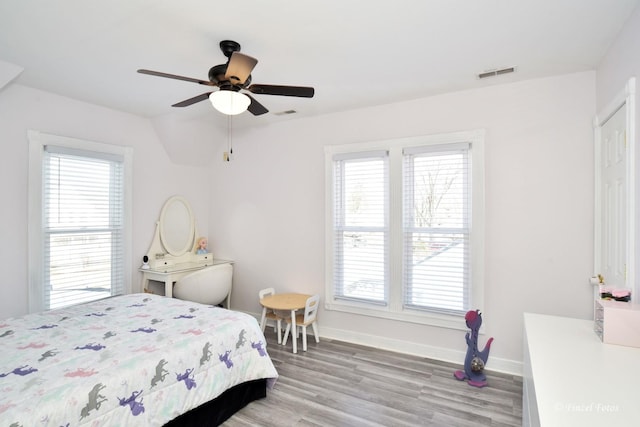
[599, 105, 627, 287]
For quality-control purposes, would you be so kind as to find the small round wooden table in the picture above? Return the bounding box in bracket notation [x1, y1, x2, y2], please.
[260, 293, 311, 354]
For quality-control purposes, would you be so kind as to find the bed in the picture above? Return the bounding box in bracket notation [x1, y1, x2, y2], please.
[0, 293, 278, 426]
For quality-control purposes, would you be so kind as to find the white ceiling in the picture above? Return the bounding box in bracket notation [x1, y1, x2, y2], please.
[0, 0, 638, 129]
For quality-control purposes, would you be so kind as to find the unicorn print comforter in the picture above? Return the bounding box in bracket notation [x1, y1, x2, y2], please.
[0, 293, 278, 426]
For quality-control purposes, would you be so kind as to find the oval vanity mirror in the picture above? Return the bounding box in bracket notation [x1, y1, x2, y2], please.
[159, 196, 195, 257]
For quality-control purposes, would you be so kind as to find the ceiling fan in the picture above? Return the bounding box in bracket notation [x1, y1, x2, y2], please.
[138, 40, 314, 116]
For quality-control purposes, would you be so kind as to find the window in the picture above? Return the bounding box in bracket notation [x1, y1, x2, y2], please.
[332, 151, 389, 304]
[28, 131, 132, 312]
[403, 143, 470, 314]
[325, 131, 484, 328]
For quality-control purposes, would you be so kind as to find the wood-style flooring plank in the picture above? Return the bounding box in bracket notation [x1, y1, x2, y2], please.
[223, 329, 522, 426]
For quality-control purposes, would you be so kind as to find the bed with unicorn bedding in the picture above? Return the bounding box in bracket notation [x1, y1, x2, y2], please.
[0, 293, 278, 426]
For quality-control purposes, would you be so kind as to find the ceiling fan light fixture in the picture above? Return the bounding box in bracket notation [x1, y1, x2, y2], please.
[209, 90, 250, 115]
[139, 40, 314, 115]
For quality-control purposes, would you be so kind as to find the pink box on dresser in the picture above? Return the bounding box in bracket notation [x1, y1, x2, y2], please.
[594, 299, 640, 348]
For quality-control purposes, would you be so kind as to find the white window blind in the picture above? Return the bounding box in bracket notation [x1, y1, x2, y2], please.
[333, 151, 388, 304]
[403, 143, 470, 314]
[42, 145, 125, 309]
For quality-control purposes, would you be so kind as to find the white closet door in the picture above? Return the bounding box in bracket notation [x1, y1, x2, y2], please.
[598, 104, 627, 288]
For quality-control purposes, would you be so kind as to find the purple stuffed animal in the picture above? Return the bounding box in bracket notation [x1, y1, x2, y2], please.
[454, 309, 493, 387]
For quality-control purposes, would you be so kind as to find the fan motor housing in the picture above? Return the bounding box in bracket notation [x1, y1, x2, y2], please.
[208, 64, 251, 87]
[208, 64, 227, 84]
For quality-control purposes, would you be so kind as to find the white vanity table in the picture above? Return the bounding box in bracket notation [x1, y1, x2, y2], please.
[139, 259, 233, 298]
[140, 196, 233, 305]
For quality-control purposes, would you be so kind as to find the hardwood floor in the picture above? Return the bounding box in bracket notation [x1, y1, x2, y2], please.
[224, 328, 523, 426]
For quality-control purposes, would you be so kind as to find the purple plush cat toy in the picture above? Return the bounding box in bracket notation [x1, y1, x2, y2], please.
[454, 309, 494, 388]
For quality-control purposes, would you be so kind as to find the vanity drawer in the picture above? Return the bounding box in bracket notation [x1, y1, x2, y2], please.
[150, 258, 175, 269]
[195, 253, 213, 265]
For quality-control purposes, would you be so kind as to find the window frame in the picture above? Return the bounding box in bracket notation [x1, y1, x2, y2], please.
[332, 150, 390, 306]
[324, 130, 485, 330]
[28, 130, 133, 313]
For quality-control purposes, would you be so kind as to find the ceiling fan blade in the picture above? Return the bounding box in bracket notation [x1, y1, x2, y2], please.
[172, 92, 213, 107]
[225, 52, 258, 85]
[138, 69, 214, 86]
[246, 94, 269, 116]
[247, 84, 314, 98]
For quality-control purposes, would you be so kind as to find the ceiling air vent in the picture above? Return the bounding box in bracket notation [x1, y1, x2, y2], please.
[477, 66, 516, 79]
[274, 110, 297, 116]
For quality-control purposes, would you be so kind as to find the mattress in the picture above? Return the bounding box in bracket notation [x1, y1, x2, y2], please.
[0, 293, 278, 426]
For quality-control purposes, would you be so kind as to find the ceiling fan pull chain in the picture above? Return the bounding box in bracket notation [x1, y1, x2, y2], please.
[227, 114, 233, 161]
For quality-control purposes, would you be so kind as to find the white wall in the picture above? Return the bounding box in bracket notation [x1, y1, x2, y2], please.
[596, 3, 640, 298]
[0, 83, 216, 318]
[0, 70, 598, 372]
[210, 71, 596, 372]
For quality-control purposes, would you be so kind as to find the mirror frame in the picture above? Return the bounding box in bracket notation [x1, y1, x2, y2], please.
[158, 195, 195, 257]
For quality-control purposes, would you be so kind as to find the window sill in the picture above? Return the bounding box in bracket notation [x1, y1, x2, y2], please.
[325, 300, 469, 331]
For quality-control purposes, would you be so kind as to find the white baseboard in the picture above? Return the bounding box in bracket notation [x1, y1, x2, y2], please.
[250, 311, 523, 376]
[324, 325, 522, 376]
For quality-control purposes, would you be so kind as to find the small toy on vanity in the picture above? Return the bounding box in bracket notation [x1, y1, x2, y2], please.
[454, 309, 494, 388]
[196, 237, 208, 254]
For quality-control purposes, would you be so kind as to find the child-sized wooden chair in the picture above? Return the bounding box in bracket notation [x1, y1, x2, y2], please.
[282, 294, 320, 352]
[259, 287, 284, 344]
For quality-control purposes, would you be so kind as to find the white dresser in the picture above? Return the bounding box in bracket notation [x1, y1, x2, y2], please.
[523, 313, 640, 427]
